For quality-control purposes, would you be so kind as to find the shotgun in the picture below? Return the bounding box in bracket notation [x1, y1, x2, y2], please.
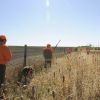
[54, 40, 61, 50]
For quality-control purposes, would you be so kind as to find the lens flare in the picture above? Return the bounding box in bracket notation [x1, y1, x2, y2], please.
[46, 0, 50, 7]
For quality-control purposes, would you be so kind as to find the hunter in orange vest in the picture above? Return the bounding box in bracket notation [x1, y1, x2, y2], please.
[43, 44, 53, 68]
[0, 35, 12, 87]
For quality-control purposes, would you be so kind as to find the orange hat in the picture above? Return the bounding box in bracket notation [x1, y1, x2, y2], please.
[0, 35, 7, 41]
[47, 44, 51, 47]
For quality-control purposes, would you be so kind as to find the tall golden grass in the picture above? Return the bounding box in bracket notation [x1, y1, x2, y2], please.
[4, 52, 100, 100]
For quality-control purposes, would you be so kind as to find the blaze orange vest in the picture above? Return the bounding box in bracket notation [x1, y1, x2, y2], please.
[0, 45, 12, 64]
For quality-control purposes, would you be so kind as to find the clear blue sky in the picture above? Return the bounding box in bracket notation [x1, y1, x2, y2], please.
[0, 0, 100, 47]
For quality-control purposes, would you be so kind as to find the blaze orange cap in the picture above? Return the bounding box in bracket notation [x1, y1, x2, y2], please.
[47, 44, 51, 47]
[0, 35, 7, 41]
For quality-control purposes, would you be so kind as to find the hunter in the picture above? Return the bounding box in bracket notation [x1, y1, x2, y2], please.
[43, 44, 54, 68]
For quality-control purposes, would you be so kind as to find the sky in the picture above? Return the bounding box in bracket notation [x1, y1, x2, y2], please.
[0, 0, 100, 47]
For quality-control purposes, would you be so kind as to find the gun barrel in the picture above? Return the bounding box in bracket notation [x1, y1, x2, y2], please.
[54, 40, 61, 49]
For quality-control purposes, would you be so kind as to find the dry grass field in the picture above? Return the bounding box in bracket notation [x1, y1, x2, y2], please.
[28, 52, 100, 100]
[3, 46, 100, 100]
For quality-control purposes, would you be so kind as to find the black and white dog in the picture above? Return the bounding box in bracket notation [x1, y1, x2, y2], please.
[17, 66, 33, 85]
